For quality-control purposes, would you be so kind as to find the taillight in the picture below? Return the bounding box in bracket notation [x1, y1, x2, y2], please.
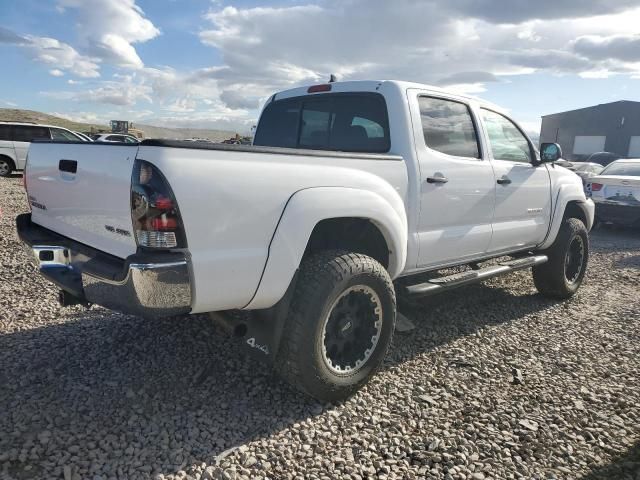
[131, 160, 186, 250]
[591, 182, 603, 191]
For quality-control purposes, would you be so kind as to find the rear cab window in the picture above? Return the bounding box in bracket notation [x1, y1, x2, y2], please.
[253, 92, 390, 153]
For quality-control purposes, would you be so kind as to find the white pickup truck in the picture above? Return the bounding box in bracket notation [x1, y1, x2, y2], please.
[18, 80, 594, 401]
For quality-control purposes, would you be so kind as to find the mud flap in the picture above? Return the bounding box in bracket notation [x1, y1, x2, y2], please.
[212, 271, 298, 364]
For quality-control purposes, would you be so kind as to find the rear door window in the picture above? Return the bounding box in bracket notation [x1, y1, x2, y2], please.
[13, 126, 51, 142]
[254, 93, 390, 153]
[418, 96, 480, 159]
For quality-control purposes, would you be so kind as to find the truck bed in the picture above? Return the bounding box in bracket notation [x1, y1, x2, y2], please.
[25, 139, 408, 313]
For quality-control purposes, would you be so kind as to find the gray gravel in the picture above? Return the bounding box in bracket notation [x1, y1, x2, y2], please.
[1, 174, 639, 480]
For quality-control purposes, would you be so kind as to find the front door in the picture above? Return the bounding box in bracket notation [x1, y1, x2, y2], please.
[479, 108, 552, 253]
[409, 93, 496, 268]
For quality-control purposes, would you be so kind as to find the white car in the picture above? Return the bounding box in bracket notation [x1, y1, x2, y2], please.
[587, 159, 640, 226]
[18, 80, 594, 401]
[92, 133, 139, 144]
[0, 121, 88, 177]
[572, 162, 604, 183]
[73, 131, 94, 142]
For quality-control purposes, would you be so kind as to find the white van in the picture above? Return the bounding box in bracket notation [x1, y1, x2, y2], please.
[0, 122, 88, 177]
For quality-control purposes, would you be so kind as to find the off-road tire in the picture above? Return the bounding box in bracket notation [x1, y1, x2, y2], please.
[533, 217, 589, 299]
[276, 251, 396, 402]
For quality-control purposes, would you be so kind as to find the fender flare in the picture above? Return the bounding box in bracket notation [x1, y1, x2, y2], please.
[244, 186, 408, 310]
[539, 184, 595, 250]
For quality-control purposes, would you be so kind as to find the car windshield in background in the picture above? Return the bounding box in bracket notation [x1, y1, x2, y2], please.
[601, 161, 640, 176]
[253, 92, 390, 153]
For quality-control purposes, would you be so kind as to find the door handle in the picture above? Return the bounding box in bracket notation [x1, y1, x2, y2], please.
[497, 177, 512, 185]
[59, 159, 77, 174]
[427, 176, 449, 184]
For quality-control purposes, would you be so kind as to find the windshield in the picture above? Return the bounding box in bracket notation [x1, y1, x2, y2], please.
[601, 161, 640, 176]
[253, 92, 390, 153]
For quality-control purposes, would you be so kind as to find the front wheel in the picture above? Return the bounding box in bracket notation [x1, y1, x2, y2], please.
[276, 251, 396, 402]
[533, 217, 589, 299]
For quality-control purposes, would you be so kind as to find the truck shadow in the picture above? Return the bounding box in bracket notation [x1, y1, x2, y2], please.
[580, 441, 640, 479]
[0, 279, 596, 479]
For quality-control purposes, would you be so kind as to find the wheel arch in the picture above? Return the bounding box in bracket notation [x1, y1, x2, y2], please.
[244, 186, 407, 310]
[539, 184, 595, 250]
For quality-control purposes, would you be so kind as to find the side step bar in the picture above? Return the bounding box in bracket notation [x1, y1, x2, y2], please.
[404, 255, 548, 297]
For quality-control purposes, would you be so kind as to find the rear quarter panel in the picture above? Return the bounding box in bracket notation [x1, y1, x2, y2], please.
[137, 145, 408, 313]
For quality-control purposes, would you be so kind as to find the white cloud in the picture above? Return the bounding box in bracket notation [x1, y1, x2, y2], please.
[57, 0, 160, 68]
[49, 69, 64, 77]
[16, 0, 640, 133]
[0, 28, 101, 78]
[197, 1, 640, 111]
[43, 75, 153, 106]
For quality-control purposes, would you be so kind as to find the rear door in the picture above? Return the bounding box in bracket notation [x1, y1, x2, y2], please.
[27, 142, 139, 259]
[408, 92, 496, 268]
[479, 109, 552, 253]
[13, 125, 51, 169]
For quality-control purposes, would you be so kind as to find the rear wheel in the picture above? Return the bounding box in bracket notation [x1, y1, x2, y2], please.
[276, 251, 396, 402]
[533, 217, 589, 298]
[0, 157, 14, 177]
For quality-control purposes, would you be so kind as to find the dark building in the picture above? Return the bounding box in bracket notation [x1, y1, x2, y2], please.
[540, 100, 640, 162]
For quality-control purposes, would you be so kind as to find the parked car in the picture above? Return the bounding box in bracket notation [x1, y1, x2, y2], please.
[572, 162, 604, 183]
[17, 80, 594, 401]
[587, 159, 640, 226]
[0, 121, 87, 177]
[73, 131, 94, 142]
[586, 151, 620, 167]
[554, 160, 604, 185]
[92, 133, 139, 144]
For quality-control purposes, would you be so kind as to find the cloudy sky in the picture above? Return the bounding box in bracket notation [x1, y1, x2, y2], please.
[1, 0, 640, 134]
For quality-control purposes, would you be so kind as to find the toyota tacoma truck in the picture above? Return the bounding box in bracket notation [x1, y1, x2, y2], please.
[17, 80, 594, 401]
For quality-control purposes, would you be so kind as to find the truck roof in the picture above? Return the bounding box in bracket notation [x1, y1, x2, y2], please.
[272, 80, 505, 112]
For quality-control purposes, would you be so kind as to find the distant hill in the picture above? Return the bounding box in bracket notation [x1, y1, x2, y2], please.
[0, 109, 237, 142]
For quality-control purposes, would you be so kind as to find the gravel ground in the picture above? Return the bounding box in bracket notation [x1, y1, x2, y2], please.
[1, 174, 639, 480]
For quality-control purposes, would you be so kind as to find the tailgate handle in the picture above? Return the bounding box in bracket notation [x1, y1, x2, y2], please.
[59, 159, 77, 174]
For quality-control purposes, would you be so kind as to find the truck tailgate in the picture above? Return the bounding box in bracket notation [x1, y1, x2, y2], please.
[26, 142, 139, 259]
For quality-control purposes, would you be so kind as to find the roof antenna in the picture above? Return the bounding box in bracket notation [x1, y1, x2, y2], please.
[329, 74, 337, 83]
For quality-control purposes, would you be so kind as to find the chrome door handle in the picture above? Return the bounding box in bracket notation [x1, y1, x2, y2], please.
[497, 177, 512, 185]
[427, 176, 448, 184]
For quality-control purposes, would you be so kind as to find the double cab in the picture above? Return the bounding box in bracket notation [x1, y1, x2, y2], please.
[18, 80, 594, 400]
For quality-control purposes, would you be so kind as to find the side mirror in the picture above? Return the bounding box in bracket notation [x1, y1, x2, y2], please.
[540, 142, 562, 163]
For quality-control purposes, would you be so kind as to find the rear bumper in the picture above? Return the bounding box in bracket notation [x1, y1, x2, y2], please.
[16, 213, 192, 318]
[594, 200, 640, 226]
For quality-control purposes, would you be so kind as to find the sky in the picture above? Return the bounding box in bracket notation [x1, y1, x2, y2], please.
[1, 0, 640, 135]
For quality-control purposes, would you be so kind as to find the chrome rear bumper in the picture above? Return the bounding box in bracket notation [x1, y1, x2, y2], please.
[18, 214, 192, 318]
